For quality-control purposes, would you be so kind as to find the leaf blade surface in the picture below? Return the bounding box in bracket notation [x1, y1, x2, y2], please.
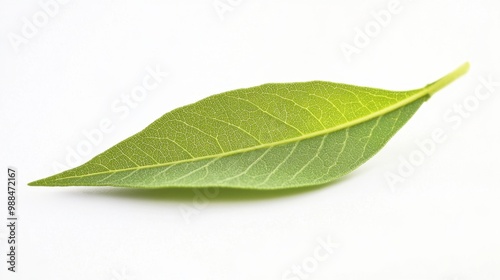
[29, 63, 469, 189]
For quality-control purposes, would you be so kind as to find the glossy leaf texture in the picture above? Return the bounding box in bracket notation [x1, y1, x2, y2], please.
[29, 63, 469, 189]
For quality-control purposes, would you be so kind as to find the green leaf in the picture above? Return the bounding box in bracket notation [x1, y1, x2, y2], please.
[29, 63, 469, 189]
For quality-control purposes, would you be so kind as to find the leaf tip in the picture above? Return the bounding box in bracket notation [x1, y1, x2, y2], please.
[28, 177, 57, 187]
[28, 179, 45, 186]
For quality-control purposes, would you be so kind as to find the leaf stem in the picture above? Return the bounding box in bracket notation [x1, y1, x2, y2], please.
[425, 62, 470, 96]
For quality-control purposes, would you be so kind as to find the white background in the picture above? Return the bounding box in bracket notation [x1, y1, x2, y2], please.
[1, 0, 500, 279]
